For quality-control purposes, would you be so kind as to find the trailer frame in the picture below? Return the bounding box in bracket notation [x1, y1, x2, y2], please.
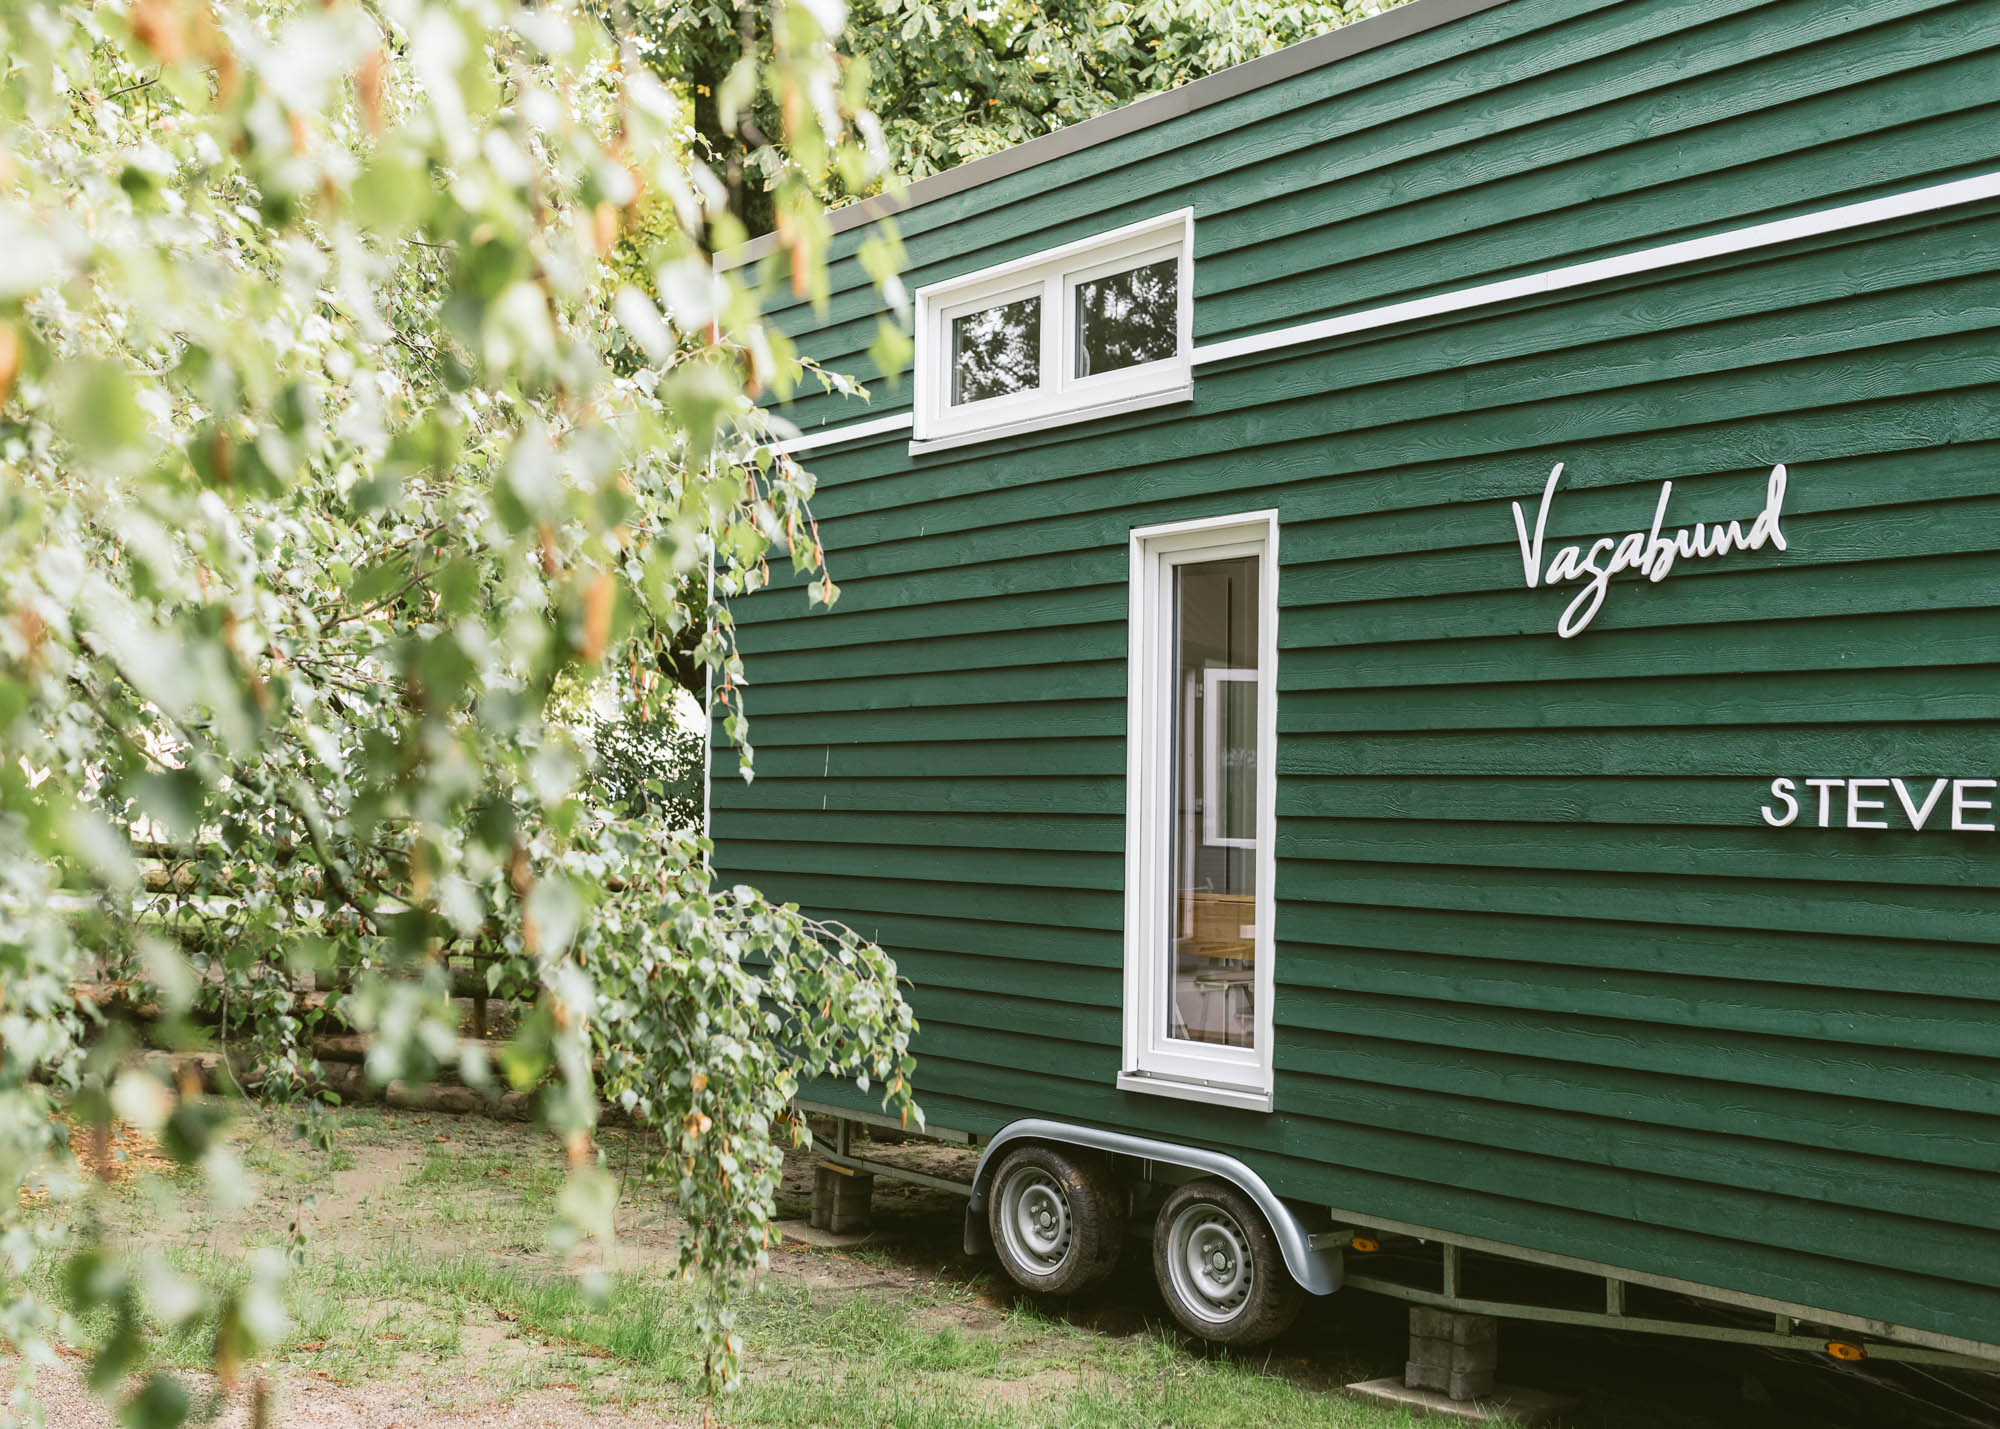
[801, 1108, 2000, 1375]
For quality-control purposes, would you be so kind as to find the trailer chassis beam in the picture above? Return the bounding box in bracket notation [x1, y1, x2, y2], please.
[814, 1145, 974, 1198]
[1331, 1202, 2000, 1371]
[1341, 1272, 1994, 1370]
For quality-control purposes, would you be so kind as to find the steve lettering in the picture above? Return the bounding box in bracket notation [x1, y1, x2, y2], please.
[1759, 777, 1998, 832]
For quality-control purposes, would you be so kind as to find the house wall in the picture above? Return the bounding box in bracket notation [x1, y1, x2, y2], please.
[710, 0, 2000, 1348]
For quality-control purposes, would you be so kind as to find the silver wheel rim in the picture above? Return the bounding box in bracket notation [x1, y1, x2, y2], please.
[1165, 1202, 1254, 1324]
[996, 1167, 1074, 1274]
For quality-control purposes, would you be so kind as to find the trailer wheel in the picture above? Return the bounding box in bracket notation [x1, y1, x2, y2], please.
[986, 1144, 1122, 1294]
[1152, 1179, 1302, 1346]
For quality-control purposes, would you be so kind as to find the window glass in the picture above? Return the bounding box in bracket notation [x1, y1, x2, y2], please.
[1075, 257, 1178, 378]
[951, 295, 1041, 405]
[1168, 554, 1259, 1050]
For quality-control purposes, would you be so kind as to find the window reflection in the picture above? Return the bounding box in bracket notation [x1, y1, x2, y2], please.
[1075, 258, 1178, 378]
[951, 295, 1041, 405]
[1169, 555, 1258, 1050]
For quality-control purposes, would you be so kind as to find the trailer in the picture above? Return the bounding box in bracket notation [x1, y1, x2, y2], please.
[710, 0, 2000, 1395]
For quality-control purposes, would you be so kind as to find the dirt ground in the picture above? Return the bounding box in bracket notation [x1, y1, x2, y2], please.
[13, 1108, 2000, 1429]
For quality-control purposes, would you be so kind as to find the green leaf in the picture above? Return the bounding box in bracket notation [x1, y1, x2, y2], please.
[58, 361, 147, 467]
[352, 154, 429, 231]
[867, 316, 913, 389]
[117, 1372, 190, 1429]
[346, 557, 411, 608]
[160, 1099, 230, 1165]
[498, 1036, 549, 1094]
[129, 767, 206, 843]
[138, 936, 198, 1017]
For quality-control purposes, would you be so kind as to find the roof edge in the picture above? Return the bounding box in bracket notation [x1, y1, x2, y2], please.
[715, 0, 1512, 272]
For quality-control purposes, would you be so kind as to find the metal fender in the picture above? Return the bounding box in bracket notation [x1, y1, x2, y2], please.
[966, 1118, 1342, 1295]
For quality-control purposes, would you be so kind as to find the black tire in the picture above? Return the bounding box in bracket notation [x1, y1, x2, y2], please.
[1151, 1178, 1303, 1346]
[985, 1144, 1123, 1294]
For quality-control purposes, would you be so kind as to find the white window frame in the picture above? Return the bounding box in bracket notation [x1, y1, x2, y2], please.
[911, 209, 1193, 455]
[1120, 510, 1279, 1113]
[1201, 668, 1259, 850]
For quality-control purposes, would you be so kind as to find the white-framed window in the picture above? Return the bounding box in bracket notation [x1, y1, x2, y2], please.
[1120, 510, 1278, 1112]
[911, 209, 1193, 454]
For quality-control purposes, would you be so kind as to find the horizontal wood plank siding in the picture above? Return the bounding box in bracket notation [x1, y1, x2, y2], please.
[712, 0, 2000, 1350]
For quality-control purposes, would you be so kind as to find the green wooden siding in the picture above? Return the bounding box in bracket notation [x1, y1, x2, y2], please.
[712, 0, 2000, 1350]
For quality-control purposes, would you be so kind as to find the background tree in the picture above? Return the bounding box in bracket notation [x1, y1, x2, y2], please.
[628, 0, 1404, 231]
[0, 0, 914, 1420]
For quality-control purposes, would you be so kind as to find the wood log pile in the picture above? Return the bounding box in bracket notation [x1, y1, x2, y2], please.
[77, 858, 603, 1125]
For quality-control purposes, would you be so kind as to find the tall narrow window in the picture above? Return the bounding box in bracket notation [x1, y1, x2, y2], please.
[1123, 512, 1277, 1112]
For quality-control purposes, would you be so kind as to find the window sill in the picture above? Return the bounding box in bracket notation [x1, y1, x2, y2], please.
[1118, 1069, 1271, 1113]
[909, 384, 1193, 457]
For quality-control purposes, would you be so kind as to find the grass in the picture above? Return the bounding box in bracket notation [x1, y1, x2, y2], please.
[19, 1107, 1448, 1427]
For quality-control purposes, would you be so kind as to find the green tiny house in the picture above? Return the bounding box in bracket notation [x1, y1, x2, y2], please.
[712, 0, 2000, 1365]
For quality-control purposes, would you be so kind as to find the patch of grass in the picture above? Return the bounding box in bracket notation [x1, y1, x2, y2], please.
[743, 1280, 1009, 1376]
[240, 1140, 315, 1187]
[381, 1251, 700, 1377]
[327, 1107, 392, 1138]
[374, 1142, 575, 1255]
[405, 1146, 564, 1199]
[724, 1308, 1434, 1429]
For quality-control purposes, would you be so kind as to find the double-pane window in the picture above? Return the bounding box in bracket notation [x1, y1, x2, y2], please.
[917, 211, 1193, 449]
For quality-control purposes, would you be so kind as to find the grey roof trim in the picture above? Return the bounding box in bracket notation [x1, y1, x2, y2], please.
[715, 0, 1513, 272]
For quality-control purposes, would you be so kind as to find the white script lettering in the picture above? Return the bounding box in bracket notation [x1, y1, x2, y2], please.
[1512, 463, 1789, 638]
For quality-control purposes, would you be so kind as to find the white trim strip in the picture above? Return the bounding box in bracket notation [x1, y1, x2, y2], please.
[1191, 168, 2000, 367]
[776, 410, 915, 455]
[775, 169, 2000, 455]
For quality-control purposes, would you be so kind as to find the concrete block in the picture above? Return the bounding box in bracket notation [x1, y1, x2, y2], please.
[1411, 1309, 1499, 1346]
[1408, 1334, 1499, 1374]
[1406, 1362, 1496, 1401]
[811, 1161, 873, 1234]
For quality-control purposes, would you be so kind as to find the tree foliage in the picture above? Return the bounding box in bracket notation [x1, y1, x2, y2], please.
[854, 0, 1405, 181]
[631, 0, 1403, 224]
[0, 0, 915, 1417]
